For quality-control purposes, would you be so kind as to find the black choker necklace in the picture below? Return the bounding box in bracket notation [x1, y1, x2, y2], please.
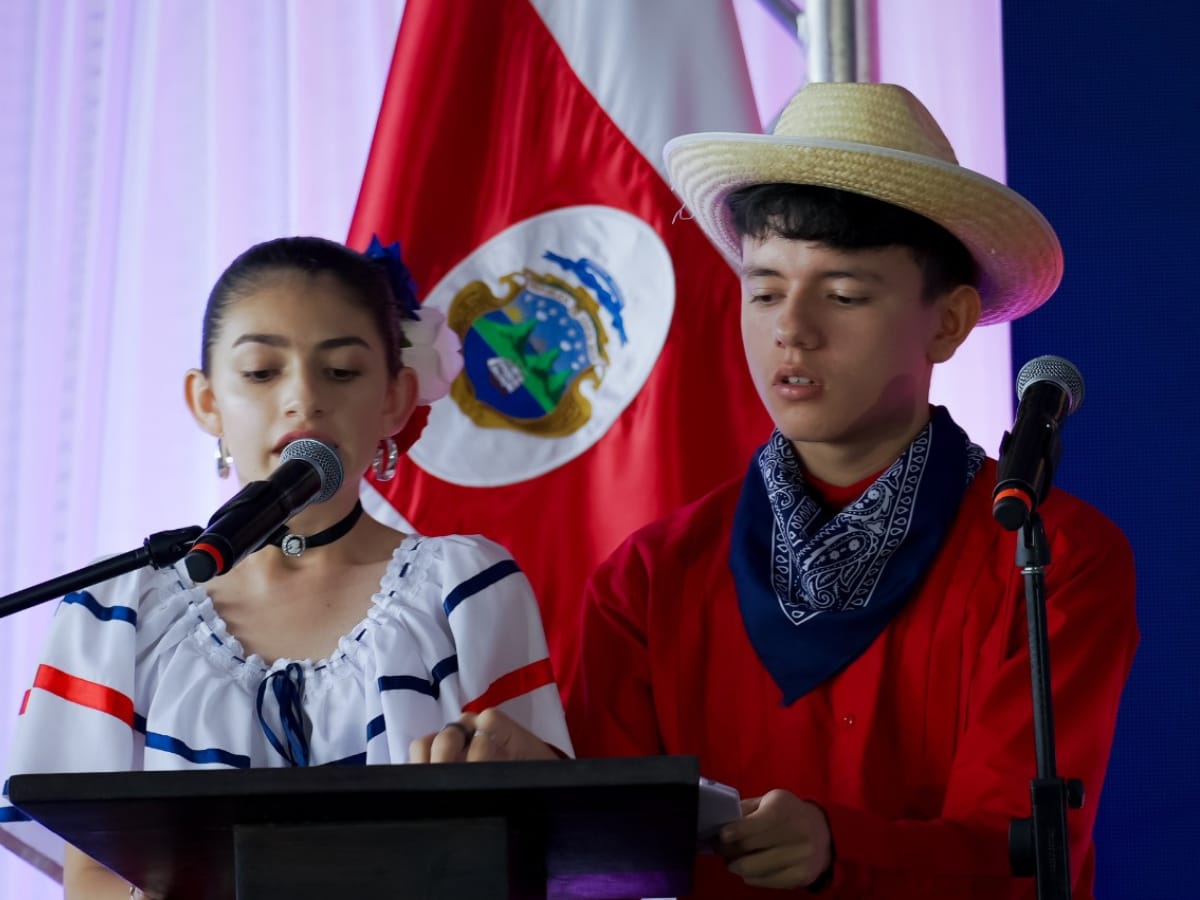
[267, 500, 364, 559]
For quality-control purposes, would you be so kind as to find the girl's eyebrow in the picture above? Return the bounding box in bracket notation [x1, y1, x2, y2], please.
[230, 334, 372, 350]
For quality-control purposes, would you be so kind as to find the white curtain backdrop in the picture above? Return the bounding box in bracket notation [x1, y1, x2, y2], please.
[0, 2, 406, 893]
[0, 1, 1005, 895]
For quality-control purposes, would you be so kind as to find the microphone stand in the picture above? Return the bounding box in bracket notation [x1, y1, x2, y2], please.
[1007, 512, 1084, 900]
[0, 526, 202, 620]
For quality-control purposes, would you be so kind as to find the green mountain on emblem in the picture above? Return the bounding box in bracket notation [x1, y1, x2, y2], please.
[473, 315, 573, 412]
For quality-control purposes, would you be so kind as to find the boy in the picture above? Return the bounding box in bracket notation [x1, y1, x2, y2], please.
[562, 82, 1137, 898]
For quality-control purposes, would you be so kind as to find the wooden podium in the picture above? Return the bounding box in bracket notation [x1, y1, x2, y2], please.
[7, 756, 700, 900]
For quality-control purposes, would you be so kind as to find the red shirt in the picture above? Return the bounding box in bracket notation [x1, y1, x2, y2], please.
[804, 469, 883, 511]
[563, 459, 1137, 899]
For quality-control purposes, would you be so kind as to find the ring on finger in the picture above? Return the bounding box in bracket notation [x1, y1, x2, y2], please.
[443, 721, 475, 744]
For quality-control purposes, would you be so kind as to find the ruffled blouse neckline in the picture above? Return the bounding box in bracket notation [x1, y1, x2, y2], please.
[178, 535, 428, 690]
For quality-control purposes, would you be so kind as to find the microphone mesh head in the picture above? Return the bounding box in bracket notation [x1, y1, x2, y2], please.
[1016, 355, 1085, 414]
[280, 438, 344, 503]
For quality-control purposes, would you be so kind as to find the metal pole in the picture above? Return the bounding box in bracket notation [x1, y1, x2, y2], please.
[854, 0, 875, 82]
[801, 0, 872, 83]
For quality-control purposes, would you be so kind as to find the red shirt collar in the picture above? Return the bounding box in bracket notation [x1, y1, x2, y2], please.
[804, 468, 886, 512]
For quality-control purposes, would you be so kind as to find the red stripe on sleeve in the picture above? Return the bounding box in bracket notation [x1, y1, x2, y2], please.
[31, 664, 135, 727]
[462, 658, 556, 714]
[18, 689, 30, 716]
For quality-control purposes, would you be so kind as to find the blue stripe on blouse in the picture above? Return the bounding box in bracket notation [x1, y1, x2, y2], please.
[144, 732, 252, 768]
[430, 655, 459, 684]
[442, 559, 520, 616]
[366, 715, 386, 742]
[324, 752, 367, 766]
[377, 654, 459, 701]
[377, 675, 438, 699]
[62, 590, 137, 627]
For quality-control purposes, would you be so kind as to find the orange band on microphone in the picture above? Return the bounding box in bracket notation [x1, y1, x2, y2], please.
[191, 542, 226, 573]
[993, 487, 1033, 509]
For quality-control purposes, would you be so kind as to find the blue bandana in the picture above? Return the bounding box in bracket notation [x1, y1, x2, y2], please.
[730, 406, 985, 705]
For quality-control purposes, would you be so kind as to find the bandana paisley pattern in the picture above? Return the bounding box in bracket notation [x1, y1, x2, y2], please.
[731, 406, 985, 703]
[760, 417, 983, 624]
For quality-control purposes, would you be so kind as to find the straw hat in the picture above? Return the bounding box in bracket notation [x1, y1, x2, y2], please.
[663, 82, 1062, 324]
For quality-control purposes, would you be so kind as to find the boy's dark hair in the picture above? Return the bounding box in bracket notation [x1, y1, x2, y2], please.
[200, 236, 406, 376]
[727, 183, 978, 300]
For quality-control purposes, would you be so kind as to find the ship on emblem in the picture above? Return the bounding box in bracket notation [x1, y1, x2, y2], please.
[446, 251, 627, 438]
[485, 356, 525, 396]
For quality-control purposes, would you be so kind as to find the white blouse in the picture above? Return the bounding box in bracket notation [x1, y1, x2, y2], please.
[1, 533, 571, 832]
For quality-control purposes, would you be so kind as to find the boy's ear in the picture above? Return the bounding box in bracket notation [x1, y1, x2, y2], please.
[185, 369, 222, 437]
[928, 284, 982, 364]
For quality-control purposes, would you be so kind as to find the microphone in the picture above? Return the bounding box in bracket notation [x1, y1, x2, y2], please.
[183, 438, 343, 583]
[992, 355, 1086, 531]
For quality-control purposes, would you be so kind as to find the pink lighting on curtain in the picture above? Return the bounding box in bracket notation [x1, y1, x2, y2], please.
[873, 0, 1013, 453]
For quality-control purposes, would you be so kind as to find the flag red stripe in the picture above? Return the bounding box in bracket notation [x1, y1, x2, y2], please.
[29, 664, 135, 726]
[350, 0, 771, 676]
[462, 658, 556, 714]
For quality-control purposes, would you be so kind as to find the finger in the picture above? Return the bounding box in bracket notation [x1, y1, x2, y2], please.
[719, 828, 784, 859]
[727, 843, 815, 879]
[725, 815, 816, 855]
[469, 709, 517, 761]
[720, 795, 775, 844]
[429, 723, 472, 763]
[741, 862, 820, 890]
[472, 708, 555, 760]
[408, 733, 434, 764]
[465, 727, 499, 762]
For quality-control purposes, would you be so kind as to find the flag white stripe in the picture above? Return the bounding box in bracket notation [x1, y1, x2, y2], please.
[529, 0, 760, 179]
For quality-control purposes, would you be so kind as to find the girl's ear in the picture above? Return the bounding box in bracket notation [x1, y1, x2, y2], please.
[185, 369, 222, 437]
[927, 284, 982, 364]
[381, 367, 419, 438]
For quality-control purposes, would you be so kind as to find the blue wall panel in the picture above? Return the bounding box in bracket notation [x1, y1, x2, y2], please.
[1003, 3, 1200, 896]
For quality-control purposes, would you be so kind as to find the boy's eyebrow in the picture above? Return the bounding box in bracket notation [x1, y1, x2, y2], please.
[230, 334, 372, 350]
[822, 268, 884, 283]
[740, 265, 783, 279]
[739, 266, 884, 282]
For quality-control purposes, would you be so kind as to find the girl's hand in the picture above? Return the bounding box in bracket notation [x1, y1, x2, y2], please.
[409, 709, 561, 763]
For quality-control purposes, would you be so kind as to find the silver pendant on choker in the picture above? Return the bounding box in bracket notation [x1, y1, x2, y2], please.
[279, 533, 307, 557]
[266, 500, 364, 560]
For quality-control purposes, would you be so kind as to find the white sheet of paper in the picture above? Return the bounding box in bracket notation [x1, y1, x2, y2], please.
[696, 776, 742, 841]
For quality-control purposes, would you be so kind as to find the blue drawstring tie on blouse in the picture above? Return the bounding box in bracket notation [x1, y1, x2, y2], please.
[256, 662, 311, 767]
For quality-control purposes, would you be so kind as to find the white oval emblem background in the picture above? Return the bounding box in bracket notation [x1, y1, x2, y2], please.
[409, 205, 675, 486]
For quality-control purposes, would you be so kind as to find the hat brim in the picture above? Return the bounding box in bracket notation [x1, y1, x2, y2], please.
[664, 132, 1063, 324]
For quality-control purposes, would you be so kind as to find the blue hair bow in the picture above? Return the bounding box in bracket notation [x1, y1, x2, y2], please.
[366, 235, 421, 321]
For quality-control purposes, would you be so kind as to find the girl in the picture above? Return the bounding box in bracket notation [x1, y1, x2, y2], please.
[5, 236, 569, 899]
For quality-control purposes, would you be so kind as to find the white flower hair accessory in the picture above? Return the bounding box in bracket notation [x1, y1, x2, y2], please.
[402, 304, 463, 405]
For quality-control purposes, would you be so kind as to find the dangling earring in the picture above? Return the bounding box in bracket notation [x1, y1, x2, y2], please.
[215, 437, 233, 479]
[372, 437, 399, 482]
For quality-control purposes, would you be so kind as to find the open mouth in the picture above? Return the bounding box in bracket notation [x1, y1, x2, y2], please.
[273, 432, 337, 453]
